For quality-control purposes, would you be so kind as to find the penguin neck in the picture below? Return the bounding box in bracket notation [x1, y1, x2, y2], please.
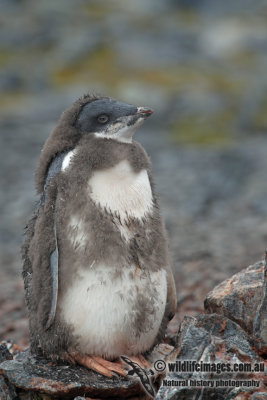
[76, 134, 151, 174]
[93, 132, 133, 144]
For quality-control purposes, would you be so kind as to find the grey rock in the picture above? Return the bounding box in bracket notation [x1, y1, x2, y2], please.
[0, 375, 17, 400]
[157, 260, 267, 399]
[0, 341, 174, 399]
[0, 350, 141, 399]
[205, 256, 267, 356]
[73, 397, 87, 400]
[156, 313, 265, 400]
[205, 261, 264, 334]
[0, 342, 13, 363]
[250, 393, 267, 400]
[254, 252, 267, 354]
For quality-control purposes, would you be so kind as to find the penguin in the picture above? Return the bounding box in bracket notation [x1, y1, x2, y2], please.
[22, 94, 177, 377]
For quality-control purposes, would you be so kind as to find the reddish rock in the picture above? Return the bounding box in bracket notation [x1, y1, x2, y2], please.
[204, 260, 264, 335]
[253, 253, 267, 355]
[3, 259, 267, 399]
[156, 314, 267, 400]
[0, 348, 142, 399]
[0, 341, 174, 399]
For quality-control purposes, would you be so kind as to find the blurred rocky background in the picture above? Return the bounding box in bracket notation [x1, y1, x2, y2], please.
[1, 0, 267, 348]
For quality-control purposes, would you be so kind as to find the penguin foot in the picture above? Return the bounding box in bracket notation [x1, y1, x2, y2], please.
[73, 354, 127, 377]
[123, 354, 150, 370]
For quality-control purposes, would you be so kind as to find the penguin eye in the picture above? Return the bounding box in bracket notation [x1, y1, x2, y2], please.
[97, 114, 109, 124]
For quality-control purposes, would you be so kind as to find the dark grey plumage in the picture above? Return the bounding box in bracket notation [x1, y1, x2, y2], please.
[22, 94, 177, 361]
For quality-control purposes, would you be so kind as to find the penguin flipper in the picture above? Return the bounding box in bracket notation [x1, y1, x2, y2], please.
[40, 151, 69, 205]
[40, 151, 69, 330]
[166, 265, 177, 320]
[45, 224, 59, 330]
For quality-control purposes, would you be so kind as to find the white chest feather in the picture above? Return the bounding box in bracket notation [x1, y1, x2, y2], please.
[88, 160, 153, 221]
[59, 264, 167, 358]
[61, 150, 76, 171]
[60, 153, 165, 358]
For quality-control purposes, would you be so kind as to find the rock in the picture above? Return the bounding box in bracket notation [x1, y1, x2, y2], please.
[156, 259, 267, 399]
[0, 349, 140, 399]
[0, 341, 174, 399]
[0, 375, 17, 400]
[0, 342, 14, 363]
[156, 313, 266, 400]
[254, 252, 267, 354]
[2, 260, 267, 399]
[204, 255, 267, 355]
[250, 394, 267, 400]
[204, 260, 264, 335]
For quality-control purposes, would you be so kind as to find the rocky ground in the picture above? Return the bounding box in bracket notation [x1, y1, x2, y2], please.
[1, 0, 267, 351]
[2, 260, 267, 399]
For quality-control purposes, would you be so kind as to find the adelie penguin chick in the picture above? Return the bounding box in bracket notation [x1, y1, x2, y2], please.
[22, 94, 177, 377]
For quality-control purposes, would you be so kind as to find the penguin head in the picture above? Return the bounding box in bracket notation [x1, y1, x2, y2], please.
[75, 98, 153, 143]
[36, 95, 152, 193]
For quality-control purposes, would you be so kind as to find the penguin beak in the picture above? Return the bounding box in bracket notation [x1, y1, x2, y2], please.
[111, 106, 153, 142]
[136, 107, 153, 118]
